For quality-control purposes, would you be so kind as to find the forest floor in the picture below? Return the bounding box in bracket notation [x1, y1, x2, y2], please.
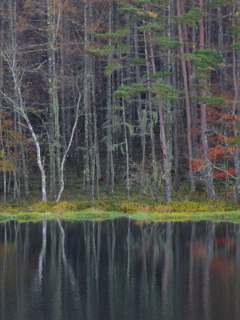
[0, 188, 240, 223]
[0, 171, 239, 223]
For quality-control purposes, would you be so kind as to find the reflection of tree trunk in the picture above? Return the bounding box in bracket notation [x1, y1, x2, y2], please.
[203, 221, 215, 320]
[139, 226, 149, 320]
[1, 223, 8, 320]
[162, 222, 172, 318]
[174, 223, 180, 312]
[57, 220, 82, 315]
[189, 222, 196, 318]
[38, 220, 47, 284]
[107, 221, 117, 320]
[84, 221, 95, 319]
[123, 219, 132, 317]
[236, 225, 240, 317]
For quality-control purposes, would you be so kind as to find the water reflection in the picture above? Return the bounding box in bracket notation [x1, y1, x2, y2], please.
[0, 219, 239, 320]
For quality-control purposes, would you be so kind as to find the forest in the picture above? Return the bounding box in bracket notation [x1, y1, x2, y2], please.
[0, 0, 240, 204]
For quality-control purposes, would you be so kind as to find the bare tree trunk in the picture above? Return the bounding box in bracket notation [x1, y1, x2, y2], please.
[56, 92, 81, 202]
[23, 114, 47, 202]
[83, 0, 91, 199]
[0, 51, 47, 201]
[134, 21, 147, 201]
[47, 0, 59, 199]
[198, 0, 215, 199]
[17, 113, 29, 197]
[121, 69, 131, 199]
[176, 0, 195, 191]
[174, 58, 180, 192]
[144, 31, 159, 201]
[149, 41, 171, 202]
[231, 5, 240, 203]
[89, 4, 100, 202]
[91, 59, 101, 201]
[106, 1, 114, 197]
[0, 3, 7, 203]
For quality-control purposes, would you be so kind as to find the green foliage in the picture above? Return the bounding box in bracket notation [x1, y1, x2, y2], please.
[193, 96, 225, 105]
[208, 0, 236, 6]
[127, 58, 146, 65]
[117, 44, 132, 53]
[149, 83, 179, 101]
[189, 49, 225, 105]
[150, 36, 182, 48]
[113, 83, 146, 98]
[174, 7, 203, 28]
[138, 23, 163, 32]
[86, 45, 116, 56]
[104, 62, 122, 75]
[228, 25, 240, 37]
[93, 28, 129, 39]
[234, 124, 240, 130]
[148, 71, 173, 78]
[121, 6, 145, 14]
[228, 136, 240, 146]
[230, 43, 240, 50]
[131, 0, 151, 4]
[191, 49, 223, 70]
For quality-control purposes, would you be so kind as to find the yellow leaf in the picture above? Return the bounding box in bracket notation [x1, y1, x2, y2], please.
[207, 66, 215, 71]
[147, 11, 158, 18]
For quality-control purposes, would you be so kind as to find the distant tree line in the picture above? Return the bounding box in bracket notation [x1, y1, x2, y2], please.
[0, 0, 240, 203]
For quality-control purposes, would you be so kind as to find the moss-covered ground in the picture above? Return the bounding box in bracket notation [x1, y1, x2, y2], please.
[1, 172, 240, 223]
[0, 197, 240, 223]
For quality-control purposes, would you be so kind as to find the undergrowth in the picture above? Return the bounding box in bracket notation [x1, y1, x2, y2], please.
[0, 176, 239, 222]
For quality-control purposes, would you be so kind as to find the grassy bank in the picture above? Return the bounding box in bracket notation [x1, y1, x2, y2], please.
[0, 198, 240, 223]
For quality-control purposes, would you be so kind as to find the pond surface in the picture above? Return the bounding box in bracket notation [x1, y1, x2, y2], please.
[0, 219, 239, 320]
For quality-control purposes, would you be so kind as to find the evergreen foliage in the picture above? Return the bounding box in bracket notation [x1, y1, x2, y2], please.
[0, 0, 239, 204]
[174, 7, 203, 27]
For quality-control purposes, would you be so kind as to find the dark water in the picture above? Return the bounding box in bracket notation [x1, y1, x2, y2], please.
[0, 219, 240, 320]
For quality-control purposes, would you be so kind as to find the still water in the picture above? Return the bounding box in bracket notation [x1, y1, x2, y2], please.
[0, 219, 239, 320]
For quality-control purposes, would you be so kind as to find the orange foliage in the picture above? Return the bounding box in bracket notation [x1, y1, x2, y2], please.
[213, 168, 236, 178]
[189, 158, 206, 172]
[209, 145, 235, 160]
[0, 111, 34, 172]
[191, 101, 239, 174]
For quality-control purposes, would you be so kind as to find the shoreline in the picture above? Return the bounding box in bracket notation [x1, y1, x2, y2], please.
[0, 199, 240, 223]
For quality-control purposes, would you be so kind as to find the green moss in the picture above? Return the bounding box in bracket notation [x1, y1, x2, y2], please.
[0, 207, 240, 224]
[52, 201, 93, 212]
[0, 213, 16, 222]
[0, 190, 240, 223]
[61, 211, 125, 221]
[16, 212, 57, 222]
